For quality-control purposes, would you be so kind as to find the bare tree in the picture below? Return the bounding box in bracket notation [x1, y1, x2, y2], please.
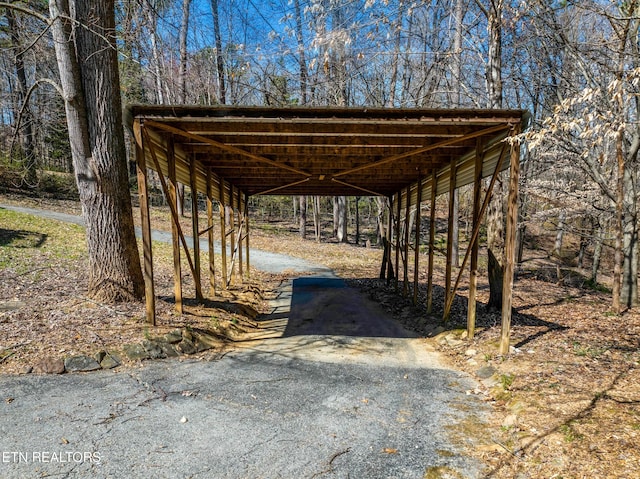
[49, 0, 144, 302]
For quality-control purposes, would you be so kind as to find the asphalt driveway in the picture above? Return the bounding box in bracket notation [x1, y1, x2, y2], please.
[0, 204, 490, 478]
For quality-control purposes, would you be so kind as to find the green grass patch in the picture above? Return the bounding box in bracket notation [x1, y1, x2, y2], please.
[0, 209, 86, 271]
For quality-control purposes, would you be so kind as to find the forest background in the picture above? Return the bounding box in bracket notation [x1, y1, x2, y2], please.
[1, 2, 640, 478]
[1, 0, 639, 310]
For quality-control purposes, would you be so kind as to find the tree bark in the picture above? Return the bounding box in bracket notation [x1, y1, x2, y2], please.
[553, 210, 566, 256]
[293, 0, 308, 104]
[336, 196, 347, 243]
[210, 0, 226, 104]
[299, 195, 307, 238]
[484, 0, 505, 310]
[49, 0, 144, 302]
[178, 0, 191, 104]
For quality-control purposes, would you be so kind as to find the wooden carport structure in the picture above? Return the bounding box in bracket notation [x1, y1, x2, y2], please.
[126, 106, 527, 354]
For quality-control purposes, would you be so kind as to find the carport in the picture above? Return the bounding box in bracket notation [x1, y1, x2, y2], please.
[126, 106, 527, 354]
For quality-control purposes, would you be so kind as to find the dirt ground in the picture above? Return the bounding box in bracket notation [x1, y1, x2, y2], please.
[1, 192, 639, 478]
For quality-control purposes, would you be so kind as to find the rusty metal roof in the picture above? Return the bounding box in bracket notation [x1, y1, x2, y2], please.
[126, 105, 527, 204]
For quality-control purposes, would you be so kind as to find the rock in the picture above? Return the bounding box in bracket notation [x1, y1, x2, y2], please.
[158, 343, 179, 358]
[460, 330, 468, 340]
[143, 340, 167, 360]
[177, 338, 197, 355]
[192, 330, 219, 352]
[21, 366, 33, 374]
[64, 355, 101, 372]
[476, 365, 497, 379]
[465, 349, 478, 356]
[164, 329, 183, 344]
[95, 351, 121, 369]
[34, 357, 65, 374]
[447, 339, 464, 347]
[123, 343, 150, 361]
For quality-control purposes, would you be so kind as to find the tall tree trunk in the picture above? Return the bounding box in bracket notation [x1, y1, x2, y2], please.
[210, 0, 226, 104]
[553, 210, 566, 256]
[355, 196, 361, 245]
[387, 0, 404, 107]
[293, 0, 308, 104]
[299, 195, 307, 239]
[49, 0, 144, 302]
[336, 196, 347, 243]
[175, 0, 191, 215]
[484, 0, 505, 310]
[312, 196, 321, 242]
[143, 0, 164, 104]
[591, 226, 604, 284]
[178, 0, 191, 104]
[6, 7, 36, 185]
[375, 196, 386, 245]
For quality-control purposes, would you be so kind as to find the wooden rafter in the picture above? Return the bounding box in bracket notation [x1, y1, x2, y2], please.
[332, 123, 510, 179]
[144, 119, 312, 177]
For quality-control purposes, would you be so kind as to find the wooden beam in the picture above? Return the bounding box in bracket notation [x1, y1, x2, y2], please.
[426, 170, 437, 314]
[219, 179, 228, 290]
[330, 178, 385, 197]
[444, 161, 457, 322]
[237, 189, 243, 281]
[245, 195, 250, 278]
[190, 158, 204, 300]
[135, 125, 155, 326]
[167, 135, 183, 314]
[142, 127, 199, 284]
[144, 120, 312, 177]
[403, 185, 411, 297]
[206, 168, 216, 297]
[229, 184, 236, 286]
[500, 130, 521, 355]
[333, 123, 510, 178]
[413, 178, 422, 305]
[467, 141, 484, 339]
[255, 177, 311, 196]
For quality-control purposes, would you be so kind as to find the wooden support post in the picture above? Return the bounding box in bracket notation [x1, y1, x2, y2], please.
[237, 190, 243, 281]
[427, 170, 437, 314]
[403, 185, 410, 297]
[467, 142, 483, 338]
[167, 135, 182, 314]
[245, 195, 250, 278]
[443, 143, 508, 320]
[500, 131, 521, 355]
[394, 192, 401, 292]
[413, 178, 422, 305]
[229, 185, 236, 285]
[206, 169, 216, 297]
[444, 161, 456, 321]
[135, 127, 155, 326]
[190, 159, 203, 300]
[142, 128, 198, 283]
[219, 180, 228, 290]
